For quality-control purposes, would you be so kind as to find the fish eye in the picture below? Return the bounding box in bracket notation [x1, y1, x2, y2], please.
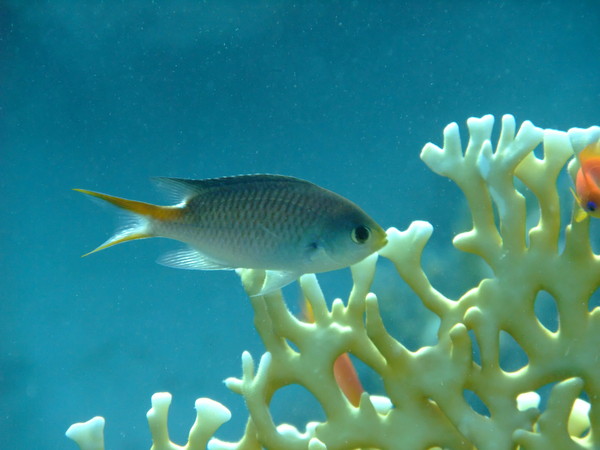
[351, 225, 371, 244]
[587, 201, 597, 212]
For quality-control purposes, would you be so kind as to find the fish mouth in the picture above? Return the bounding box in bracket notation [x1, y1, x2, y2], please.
[377, 236, 389, 251]
[374, 228, 388, 251]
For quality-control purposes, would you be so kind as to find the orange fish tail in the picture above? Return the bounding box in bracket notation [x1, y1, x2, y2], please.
[74, 188, 184, 256]
[333, 353, 364, 406]
[302, 298, 315, 323]
[300, 296, 364, 406]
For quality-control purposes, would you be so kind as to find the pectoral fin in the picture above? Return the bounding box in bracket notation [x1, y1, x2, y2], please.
[570, 188, 590, 222]
[242, 269, 299, 296]
[575, 207, 589, 223]
[257, 270, 299, 295]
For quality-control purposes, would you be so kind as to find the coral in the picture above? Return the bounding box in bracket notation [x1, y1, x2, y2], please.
[67, 115, 600, 449]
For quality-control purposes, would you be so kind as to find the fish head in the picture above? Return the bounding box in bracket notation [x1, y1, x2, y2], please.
[573, 140, 600, 221]
[307, 213, 387, 271]
[574, 159, 600, 221]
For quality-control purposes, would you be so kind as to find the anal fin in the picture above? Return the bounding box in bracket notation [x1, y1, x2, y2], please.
[158, 247, 234, 271]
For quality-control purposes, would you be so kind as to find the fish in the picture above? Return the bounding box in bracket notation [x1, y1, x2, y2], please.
[74, 174, 387, 295]
[572, 140, 600, 222]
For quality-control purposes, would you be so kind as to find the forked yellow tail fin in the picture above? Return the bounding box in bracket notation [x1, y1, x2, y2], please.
[74, 188, 184, 256]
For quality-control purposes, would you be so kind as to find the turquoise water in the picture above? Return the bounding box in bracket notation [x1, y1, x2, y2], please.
[2, 1, 599, 448]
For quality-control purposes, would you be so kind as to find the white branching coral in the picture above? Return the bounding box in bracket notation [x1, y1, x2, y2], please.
[67, 115, 600, 449]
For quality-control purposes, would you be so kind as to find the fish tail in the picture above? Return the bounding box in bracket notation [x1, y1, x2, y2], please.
[73, 188, 184, 256]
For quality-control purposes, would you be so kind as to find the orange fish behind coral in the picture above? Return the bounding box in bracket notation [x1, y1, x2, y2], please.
[573, 140, 600, 222]
[301, 297, 364, 406]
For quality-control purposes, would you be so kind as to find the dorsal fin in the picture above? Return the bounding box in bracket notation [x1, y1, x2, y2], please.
[152, 174, 317, 201]
[578, 141, 600, 166]
[578, 142, 600, 188]
[152, 177, 209, 201]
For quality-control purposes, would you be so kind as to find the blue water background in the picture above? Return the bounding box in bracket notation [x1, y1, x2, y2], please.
[2, 1, 599, 448]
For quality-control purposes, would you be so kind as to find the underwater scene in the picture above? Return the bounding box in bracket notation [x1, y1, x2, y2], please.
[2, 1, 600, 449]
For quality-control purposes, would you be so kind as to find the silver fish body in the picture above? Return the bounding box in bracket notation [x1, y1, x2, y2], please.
[75, 174, 387, 295]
